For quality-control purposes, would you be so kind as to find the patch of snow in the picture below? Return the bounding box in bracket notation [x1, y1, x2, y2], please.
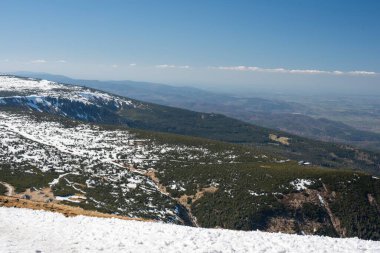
[290, 179, 314, 191]
[248, 190, 267, 196]
[0, 76, 133, 112]
[318, 194, 325, 206]
[127, 183, 137, 189]
[55, 195, 85, 203]
[0, 76, 64, 91]
[298, 161, 312, 165]
[49, 173, 73, 186]
[0, 207, 379, 253]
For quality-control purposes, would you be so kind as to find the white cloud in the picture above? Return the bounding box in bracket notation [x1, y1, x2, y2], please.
[156, 64, 190, 69]
[56, 60, 67, 63]
[347, 70, 377, 76]
[111, 64, 119, 68]
[31, 59, 47, 64]
[213, 66, 377, 76]
[129, 63, 137, 67]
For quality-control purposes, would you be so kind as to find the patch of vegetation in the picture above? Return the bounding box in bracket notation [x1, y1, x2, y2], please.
[0, 164, 58, 193]
[151, 155, 380, 239]
[116, 101, 380, 175]
[327, 175, 380, 240]
[300, 203, 328, 222]
[52, 174, 87, 197]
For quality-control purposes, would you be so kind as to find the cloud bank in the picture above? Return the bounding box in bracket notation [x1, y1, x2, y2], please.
[31, 59, 47, 64]
[213, 66, 377, 76]
[156, 64, 190, 69]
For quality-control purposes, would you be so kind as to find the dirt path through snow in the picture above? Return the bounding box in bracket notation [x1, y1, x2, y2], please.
[0, 181, 15, 196]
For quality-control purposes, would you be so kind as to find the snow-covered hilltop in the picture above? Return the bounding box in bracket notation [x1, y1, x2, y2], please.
[0, 75, 66, 91]
[0, 75, 134, 121]
[1, 207, 379, 253]
[0, 75, 128, 101]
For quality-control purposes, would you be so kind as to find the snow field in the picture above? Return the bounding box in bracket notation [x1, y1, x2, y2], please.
[0, 207, 379, 253]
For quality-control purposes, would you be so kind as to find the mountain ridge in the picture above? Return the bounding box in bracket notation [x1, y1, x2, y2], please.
[1, 74, 380, 175]
[13, 71, 380, 152]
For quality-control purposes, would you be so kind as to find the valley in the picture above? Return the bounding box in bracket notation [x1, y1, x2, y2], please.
[0, 75, 380, 240]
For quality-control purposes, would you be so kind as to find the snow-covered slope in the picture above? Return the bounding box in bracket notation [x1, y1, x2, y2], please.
[0, 75, 134, 122]
[0, 207, 379, 253]
[0, 75, 131, 104]
[0, 76, 64, 91]
[0, 109, 249, 224]
[0, 111, 240, 221]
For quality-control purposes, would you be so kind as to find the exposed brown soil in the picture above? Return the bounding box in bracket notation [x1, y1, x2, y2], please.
[298, 220, 324, 235]
[0, 195, 151, 222]
[177, 186, 218, 209]
[145, 168, 199, 226]
[267, 217, 297, 233]
[15, 187, 56, 203]
[275, 190, 327, 235]
[144, 168, 219, 227]
[145, 168, 169, 196]
[282, 189, 321, 209]
[2, 182, 86, 205]
[146, 168, 218, 208]
[0, 180, 151, 222]
[269, 134, 290, 145]
[281, 186, 347, 237]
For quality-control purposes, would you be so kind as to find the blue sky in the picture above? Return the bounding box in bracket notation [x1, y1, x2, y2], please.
[1, 0, 379, 94]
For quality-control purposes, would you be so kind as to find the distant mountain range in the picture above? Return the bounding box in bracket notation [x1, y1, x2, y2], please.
[4, 73, 380, 175]
[13, 71, 380, 152]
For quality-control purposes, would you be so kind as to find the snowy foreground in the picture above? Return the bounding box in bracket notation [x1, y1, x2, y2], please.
[1, 208, 379, 253]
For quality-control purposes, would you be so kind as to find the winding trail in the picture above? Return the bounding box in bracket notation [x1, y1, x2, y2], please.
[0, 181, 15, 196]
[112, 162, 199, 227]
[145, 168, 199, 227]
